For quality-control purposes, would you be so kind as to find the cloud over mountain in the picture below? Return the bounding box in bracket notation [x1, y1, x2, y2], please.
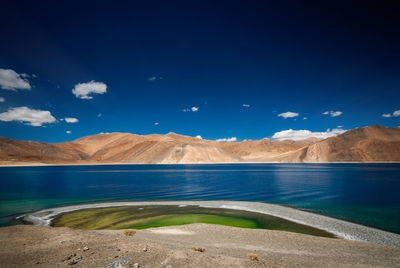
[216, 137, 237, 142]
[0, 106, 56, 126]
[382, 109, 400, 118]
[272, 128, 346, 141]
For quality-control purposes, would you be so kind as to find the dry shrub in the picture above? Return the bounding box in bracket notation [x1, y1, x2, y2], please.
[192, 246, 206, 252]
[123, 230, 136, 236]
[247, 253, 258, 261]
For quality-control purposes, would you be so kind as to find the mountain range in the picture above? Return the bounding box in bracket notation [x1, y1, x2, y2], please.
[0, 125, 399, 165]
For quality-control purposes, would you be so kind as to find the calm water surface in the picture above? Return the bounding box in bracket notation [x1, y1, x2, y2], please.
[0, 163, 399, 233]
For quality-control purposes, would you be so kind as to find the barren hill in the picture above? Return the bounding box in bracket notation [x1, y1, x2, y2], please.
[0, 125, 399, 165]
[282, 125, 400, 162]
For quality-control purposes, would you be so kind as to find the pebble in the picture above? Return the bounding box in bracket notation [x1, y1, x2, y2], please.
[68, 256, 82, 265]
[62, 253, 77, 262]
[133, 263, 139, 268]
[107, 258, 132, 268]
[143, 247, 148, 252]
[83, 246, 89, 251]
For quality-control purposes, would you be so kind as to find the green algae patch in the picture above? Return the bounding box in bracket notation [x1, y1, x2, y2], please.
[52, 205, 335, 238]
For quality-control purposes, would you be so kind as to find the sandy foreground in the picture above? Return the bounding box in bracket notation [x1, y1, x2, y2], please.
[1, 224, 400, 268]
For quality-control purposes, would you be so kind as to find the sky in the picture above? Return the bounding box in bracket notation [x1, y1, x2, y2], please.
[0, 0, 399, 143]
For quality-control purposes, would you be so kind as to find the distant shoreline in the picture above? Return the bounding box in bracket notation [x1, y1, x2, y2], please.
[2, 161, 400, 167]
[22, 200, 400, 248]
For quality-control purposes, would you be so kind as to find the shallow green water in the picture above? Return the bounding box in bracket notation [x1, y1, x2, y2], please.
[52, 205, 335, 238]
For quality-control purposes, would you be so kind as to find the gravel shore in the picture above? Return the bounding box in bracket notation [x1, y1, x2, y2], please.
[23, 200, 400, 248]
[1, 224, 400, 267]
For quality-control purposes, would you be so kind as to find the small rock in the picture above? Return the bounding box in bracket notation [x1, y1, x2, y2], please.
[107, 258, 132, 268]
[62, 253, 77, 262]
[115, 255, 119, 258]
[192, 246, 206, 252]
[68, 256, 82, 265]
[143, 247, 148, 252]
[133, 263, 139, 268]
[83, 246, 89, 251]
[117, 248, 121, 251]
[247, 253, 259, 261]
[123, 230, 136, 236]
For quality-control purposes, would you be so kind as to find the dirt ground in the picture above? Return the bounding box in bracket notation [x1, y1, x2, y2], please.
[0, 224, 399, 267]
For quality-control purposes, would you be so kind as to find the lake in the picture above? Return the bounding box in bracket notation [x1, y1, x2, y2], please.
[0, 163, 399, 233]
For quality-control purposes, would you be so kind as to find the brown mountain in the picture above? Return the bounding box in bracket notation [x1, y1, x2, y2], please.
[282, 125, 400, 162]
[0, 125, 399, 165]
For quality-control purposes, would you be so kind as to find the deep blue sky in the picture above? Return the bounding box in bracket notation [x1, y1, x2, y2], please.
[0, 0, 399, 142]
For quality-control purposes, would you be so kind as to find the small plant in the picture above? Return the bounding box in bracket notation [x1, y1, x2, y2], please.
[123, 229, 136, 236]
[192, 246, 206, 252]
[247, 253, 258, 261]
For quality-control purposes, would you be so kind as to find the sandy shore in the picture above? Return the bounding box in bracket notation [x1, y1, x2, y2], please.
[1, 161, 400, 167]
[1, 224, 400, 267]
[23, 200, 400, 248]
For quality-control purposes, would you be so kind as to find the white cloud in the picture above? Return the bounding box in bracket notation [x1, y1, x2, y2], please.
[303, 117, 308, 120]
[382, 109, 400, 118]
[148, 76, 163, 81]
[216, 137, 237, 142]
[183, 106, 199, 112]
[0, 68, 31, 91]
[154, 122, 159, 125]
[97, 113, 102, 117]
[0, 106, 56, 126]
[64, 117, 79, 123]
[323, 111, 343, 117]
[195, 135, 202, 139]
[271, 128, 346, 141]
[242, 104, 250, 108]
[278, 111, 299, 119]
[72, 81, 107, 99]
[0, 97, 4, 102]
[66, 130, 71, 134]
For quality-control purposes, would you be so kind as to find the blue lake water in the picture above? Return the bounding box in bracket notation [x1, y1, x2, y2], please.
[0, 163, 400, 233]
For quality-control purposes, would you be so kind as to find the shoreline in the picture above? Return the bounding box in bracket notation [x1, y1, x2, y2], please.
[22, 200, 400, 248]
[2, 161, 400, 167]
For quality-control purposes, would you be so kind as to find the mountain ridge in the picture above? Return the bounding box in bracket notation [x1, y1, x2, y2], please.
[0, 125, 399, 165]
